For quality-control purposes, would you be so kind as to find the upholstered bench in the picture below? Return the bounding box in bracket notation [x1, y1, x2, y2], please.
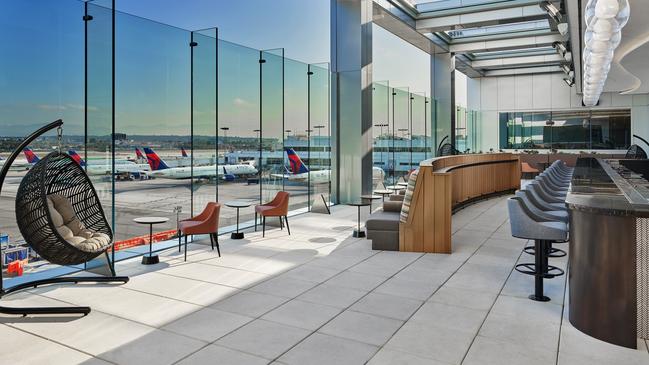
[366, 200, 402, 251]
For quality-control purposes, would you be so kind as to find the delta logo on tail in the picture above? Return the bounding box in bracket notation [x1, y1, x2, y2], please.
[286, 148, 309, 174]
[181, 147, 188, 158]
[143, 147, 170, 171]
[67, 150, 87, 167]
[23, 148, 39, 164]
[135, 148, 145, 160]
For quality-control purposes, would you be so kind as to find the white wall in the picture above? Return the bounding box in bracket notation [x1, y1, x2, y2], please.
[467, 73, 649, 151]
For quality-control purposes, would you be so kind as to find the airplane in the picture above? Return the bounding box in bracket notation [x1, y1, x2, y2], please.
[274, 148, 385, 185]
[143, 147, 258, 180]
[68, 150, 150, 179]
[181, 147, 188, 158]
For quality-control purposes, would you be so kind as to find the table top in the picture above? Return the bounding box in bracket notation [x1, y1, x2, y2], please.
[225, 200, 253, 208]
[373, 189, 393, 195]
[396, 182, 409, 186]
[133, 217, 170, 225]
[347, 201, 371, 207]
[360, 194, 381, 200]
[386, 185, 406, 190]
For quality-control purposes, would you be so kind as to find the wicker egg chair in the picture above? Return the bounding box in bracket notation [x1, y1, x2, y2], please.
[16, 152, 113, 265]
[0, 120, 129, 316]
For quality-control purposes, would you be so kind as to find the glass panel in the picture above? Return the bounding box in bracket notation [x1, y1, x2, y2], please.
[1, 0, 86, 282]
[499, 110, 631, 150]
[218, 40, 261, 228]
[372, 81, 390, 188]
[308, 63, 331, 208]
[392, 87, 410, 184]
[411, 93, 426, 167]
[284, 58, 309, 212]
[435, 97, 452, 156]
[261, 49, 284, 204]
[455, 106, 467, 153]
[114, 10, 191, 255]
[192, 28, 218, 219]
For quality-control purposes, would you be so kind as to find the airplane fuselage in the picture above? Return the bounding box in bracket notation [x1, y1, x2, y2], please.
[148, 164, 258, 179]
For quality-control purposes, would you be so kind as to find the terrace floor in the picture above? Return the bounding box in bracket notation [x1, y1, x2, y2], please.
[1, 196, 648, 365]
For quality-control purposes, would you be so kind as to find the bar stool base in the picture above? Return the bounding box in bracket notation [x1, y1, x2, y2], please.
[141, 255, 159, 265]
[529, 294, 551, 302]
[353, 230, 365, 238]
[231, 232, 244, 240]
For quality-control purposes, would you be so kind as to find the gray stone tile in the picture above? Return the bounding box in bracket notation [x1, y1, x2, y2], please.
[176, 344, 269, 365]
[409, 301, 487, 335]
[210, 290, 289, 317]
[429, 285, 497, 311]
[319, 310, 404, 346]
[297, 283, 367, 308]
[368, 348, 449, 365]
[385, 321, 475, 364]
[216, 319, 310, 360]
[463, 335, 556, 365]
[0, 324, 93, 364]
[162, 307, 253, 342]
[280, 264, 341, 283]
[278, 332, 378, 365]
[262, 299, 341, 330]
[350, 292, 422, 321]
[249, 276, 317, 298]
[374, 275, 440, 300]
[98, 328, 206, 365]
[325, 270, 386, 291]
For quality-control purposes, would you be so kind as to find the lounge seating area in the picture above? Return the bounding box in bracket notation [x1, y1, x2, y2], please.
[3, 193, 649, 364]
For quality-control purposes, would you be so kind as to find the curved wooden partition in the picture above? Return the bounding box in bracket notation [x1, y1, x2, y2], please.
[399, 153, 520, 253]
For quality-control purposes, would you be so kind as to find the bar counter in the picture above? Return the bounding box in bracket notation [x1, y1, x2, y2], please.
[567, 157, 649, 349]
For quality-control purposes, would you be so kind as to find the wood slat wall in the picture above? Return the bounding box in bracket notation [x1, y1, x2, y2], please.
[399, 153, 520, 253]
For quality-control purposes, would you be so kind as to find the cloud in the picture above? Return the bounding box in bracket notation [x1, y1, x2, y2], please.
[37, 104, 66, 111]
[233, 97, 254, 108]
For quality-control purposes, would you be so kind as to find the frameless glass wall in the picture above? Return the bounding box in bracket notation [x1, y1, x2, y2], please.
[1, 0, 330, 285]
[372, 81, 390, 187]
[500, 109, 631, 150]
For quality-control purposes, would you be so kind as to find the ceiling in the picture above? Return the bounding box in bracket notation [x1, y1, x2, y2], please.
[378, 0, 573, 78]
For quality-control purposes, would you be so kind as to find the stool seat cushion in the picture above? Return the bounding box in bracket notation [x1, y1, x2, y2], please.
[366, 211, 400, 232]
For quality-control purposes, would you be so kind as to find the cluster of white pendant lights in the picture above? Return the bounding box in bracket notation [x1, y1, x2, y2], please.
[582, 0, 630, 106]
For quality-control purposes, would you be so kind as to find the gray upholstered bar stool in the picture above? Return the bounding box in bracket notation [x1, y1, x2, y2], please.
[508, 197, 567, 302]
[525, 184, 566, 210]
[535, 175, 569, 192]
[515, 190, 568, 258]
[543, 168, 572, 184]
[529, 181, 566, 202]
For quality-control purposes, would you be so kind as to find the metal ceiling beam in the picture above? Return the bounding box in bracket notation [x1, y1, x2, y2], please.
[373, 2, 447, 54]
[471, 53, 566, 68]
[416, 4, 547, 33]
[482, 65, 564, 76]
[415, 0, 560, 18]
[449, 33, 565, 53]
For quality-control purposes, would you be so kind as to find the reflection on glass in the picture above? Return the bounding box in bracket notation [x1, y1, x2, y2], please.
[499, 110, 631, 150]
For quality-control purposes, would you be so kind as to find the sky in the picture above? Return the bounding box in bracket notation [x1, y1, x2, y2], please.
[0, 0, 433, 137]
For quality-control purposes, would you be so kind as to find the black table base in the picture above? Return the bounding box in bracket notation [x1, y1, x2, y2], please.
[141, 255, 160, 265]
[353, 230, 366, 238]
[231, 232, 244, 240]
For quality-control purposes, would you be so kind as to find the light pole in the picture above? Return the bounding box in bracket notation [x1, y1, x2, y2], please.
[313, 125, 325, 169]
[374, 123, 388, 167]
[220, 127, 230, 159]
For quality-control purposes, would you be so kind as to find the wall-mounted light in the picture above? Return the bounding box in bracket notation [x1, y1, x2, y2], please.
[582, 0, 630, 106]
[552, 41, 568, 57]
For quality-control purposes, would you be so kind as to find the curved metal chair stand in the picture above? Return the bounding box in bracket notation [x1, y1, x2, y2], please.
[0, 120, 129, 316]
[508, 197, 567, 302]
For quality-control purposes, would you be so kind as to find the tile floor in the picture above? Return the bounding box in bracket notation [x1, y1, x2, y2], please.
[1, 196, 648, 364]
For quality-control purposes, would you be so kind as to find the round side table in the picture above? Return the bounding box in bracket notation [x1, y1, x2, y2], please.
[373, 189, 393, 202]
[360, 194, 381, 213]
[347, 201, 370, 238]
[133, 217, 170, 265]
[225, 200, 252, 239]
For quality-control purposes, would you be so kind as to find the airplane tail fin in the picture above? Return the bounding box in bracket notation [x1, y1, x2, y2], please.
[135, 147, 144, 160]
[23, 148, 40, 164]
[181, 147, 188, 158]
[67, 149, 86, 167]
[286, 148, 309, 174]
[143, 147, 170, 170]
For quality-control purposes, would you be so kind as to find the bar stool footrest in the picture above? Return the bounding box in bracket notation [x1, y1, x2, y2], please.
[523, 246, 567, 258]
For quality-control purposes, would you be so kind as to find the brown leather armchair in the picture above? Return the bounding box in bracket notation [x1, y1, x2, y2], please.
[179, 202, 221, 261]
[255, 192, 290, 237]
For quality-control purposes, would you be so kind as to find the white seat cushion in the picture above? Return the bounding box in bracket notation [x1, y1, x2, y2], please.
[47, 194, 110, 252]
